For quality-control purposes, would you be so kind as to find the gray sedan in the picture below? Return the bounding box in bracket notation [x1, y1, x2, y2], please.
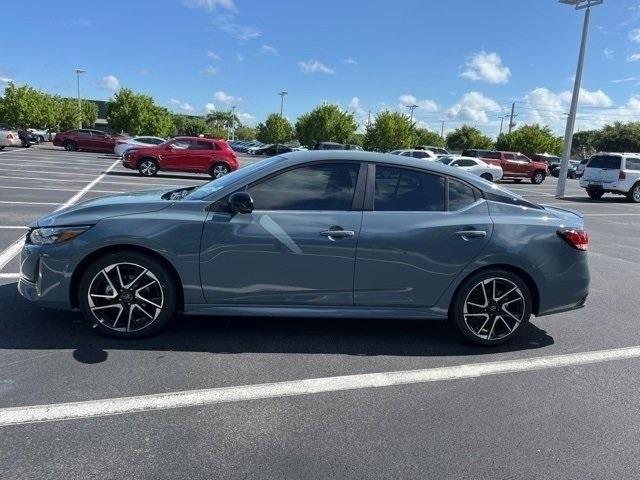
[18, 151, 590, 345]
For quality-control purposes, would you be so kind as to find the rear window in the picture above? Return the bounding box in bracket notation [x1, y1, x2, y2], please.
[588, 155, 622, 169]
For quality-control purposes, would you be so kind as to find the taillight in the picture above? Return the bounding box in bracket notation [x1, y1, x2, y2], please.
[619, 170, 626, 180]
[557, 229, 588, 251]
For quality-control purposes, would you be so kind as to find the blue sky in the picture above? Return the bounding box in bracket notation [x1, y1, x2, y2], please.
[2, 0, 640, 136]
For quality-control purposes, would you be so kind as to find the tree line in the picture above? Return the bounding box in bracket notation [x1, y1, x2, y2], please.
[1, 83, 638, 155]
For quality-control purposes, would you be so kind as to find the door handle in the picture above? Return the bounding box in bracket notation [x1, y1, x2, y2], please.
[455, 230, 487, 240]
[320, 228, 355, 240]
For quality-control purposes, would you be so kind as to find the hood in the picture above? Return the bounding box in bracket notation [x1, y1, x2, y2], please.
[33, 188, 174, 228]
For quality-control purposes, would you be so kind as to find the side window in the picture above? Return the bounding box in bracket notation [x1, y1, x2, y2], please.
[248, 163, 360, 211]
[401, 151, 412, 157]
[169, 139, 192, 149]
[451, 160, 463, 167]
[625, 158, 640, 171]
[449, 179, 478, 211]
[91, 131, 105, 138]
[458, 160, 476, 167]
[503, 153, 516, 160]
[413, 151, 430, 159]
[516, 154, 530, 162]
[151, 138, 165, 145]
[78, 129, 91, 136]
[191, 140, 214, 150]
[374, 166, 445, 212]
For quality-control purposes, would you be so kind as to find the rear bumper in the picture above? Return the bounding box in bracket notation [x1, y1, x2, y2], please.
[579, 180, 629, 194]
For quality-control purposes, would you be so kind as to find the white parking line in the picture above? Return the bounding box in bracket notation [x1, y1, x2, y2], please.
[0, 185, 123, 194]
[0, 226, 27, 229]
[0, 149, 30, 156]
[1, 345, 640, 426]
[0, 200, 61, 206]
[0, 273, 19, 279]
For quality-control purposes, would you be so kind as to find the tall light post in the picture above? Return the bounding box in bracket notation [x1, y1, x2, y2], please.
[278, 90, 288, 117]
[230, 105, 237, 141]
[556, 0, 603, 198]
[74, 69, 86, 129]
[406, 104, 418, 123]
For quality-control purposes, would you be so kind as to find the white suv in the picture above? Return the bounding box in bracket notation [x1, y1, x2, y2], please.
[579, 152, 640, 202]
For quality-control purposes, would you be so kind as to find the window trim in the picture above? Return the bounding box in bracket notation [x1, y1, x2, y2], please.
[242, 160, 367, 212]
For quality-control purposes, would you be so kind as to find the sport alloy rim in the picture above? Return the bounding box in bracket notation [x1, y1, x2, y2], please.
[463, 277, 526, 341]
[534, 173, 543, 183]
[140, 160, 156, 175]
[633, 186, 640, 201]
[87, 262, 164, 333]
[212, 165, 229, 178]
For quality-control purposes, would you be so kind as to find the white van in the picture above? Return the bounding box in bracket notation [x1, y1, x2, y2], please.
[579, 152, 640, 202]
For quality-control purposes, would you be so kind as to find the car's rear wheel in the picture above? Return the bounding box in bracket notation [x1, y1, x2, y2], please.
[138, 158, 158, 176]
[78, 252, 177, 338]
[210, 163, 230, 179]
[63, 140, 77, 151]
[450, 269, 532, 346]
[628, 183, 640, 203]
[480, 173, 493, 182]
[531, 171, 546, 184]
[586, 188, 604, 200]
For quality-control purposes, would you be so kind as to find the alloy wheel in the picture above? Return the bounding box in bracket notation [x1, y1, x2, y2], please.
[463, 277, 526, 341]
[632, 185, 640, 203]
[87, 262, 164, 333]
[212, 164, 230, 179]
[139, 160, 157, 176]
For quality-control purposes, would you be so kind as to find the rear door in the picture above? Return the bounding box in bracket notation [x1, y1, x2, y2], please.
[76, 129, 93, 149]
[354, 165, 492, 307]
[582, 154, 622, 185]
[89, 131, 113, 151]
[188, 139, 216, 173]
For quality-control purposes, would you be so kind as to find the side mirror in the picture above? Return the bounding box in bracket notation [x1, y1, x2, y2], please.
[227, 191, 254, 214]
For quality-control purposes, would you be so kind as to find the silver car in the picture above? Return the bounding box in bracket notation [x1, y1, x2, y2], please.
[18, 151, 590, 346]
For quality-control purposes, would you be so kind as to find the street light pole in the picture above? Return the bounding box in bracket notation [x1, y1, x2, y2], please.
[75, 69, 86, 129]
[406, 104, 418, 123]
[230, 105, 236, 141]
[556, 0, 602, 198]
[278, 90, 288, 117]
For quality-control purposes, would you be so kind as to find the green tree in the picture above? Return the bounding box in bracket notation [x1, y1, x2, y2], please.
[107, 88, 171, 136]
[414, 128, 445, 148]
[0, 83, 55, 128]
[495, 124, 562, 158]
[446, 125, 494, 151]
[54, 98, 97, 130]
[173, 116, 208, 136]
[593, 122, 640, 153]
[571, 130, 598, 158]
[347, 132, 365, 147]
[363, 111, 414, 152]
[295, 103, 357, 147]
[256, 114, 294, 143]
[206, 110, 239, 132]
[235, 125, 257, 140]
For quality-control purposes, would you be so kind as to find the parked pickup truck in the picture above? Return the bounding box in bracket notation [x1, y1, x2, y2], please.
[462, 149, 549, 184]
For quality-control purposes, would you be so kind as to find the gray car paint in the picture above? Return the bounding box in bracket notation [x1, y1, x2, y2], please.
[19, 150, 589, 321]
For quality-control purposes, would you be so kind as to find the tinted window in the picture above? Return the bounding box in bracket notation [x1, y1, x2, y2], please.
[249, 163, 360, 211]
[449, 179, 478, 211]
[626, 158, 640, 171]
[516, 154, 530, 162]
[401, 151, 412, 157]
[412, 151, 431, 159]
[168, 139, 192, 149]
[191, 140, 214, 150]
[503, 153, 516, 160]
[457, 159, 476, 167]
[91, 131, 106, 137]
[374, 166, 445, 212]
[588, 155, 622, 169]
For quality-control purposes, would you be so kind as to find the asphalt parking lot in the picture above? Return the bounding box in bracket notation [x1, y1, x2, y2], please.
[1, 147, 640, 479]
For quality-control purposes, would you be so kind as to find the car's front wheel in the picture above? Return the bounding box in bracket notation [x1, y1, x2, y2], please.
[63, 140, 77, 151]
[138, 158, 159, 176]
[210, 162, 230, 179]
[450, 269, 532, 346]
[628, 183, 640, 203]
[78, 252, 177, 338]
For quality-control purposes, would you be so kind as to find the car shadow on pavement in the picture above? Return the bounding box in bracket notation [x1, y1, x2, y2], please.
[559, 196, 633, 204]
[0, 282, 553, 365]
[105, 171, 209, 182]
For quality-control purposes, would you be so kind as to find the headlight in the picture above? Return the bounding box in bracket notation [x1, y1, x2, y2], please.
[29, 226, 91, 245]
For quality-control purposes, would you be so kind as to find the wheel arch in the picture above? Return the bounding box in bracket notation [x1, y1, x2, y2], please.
[69, 244, 184, 312]
[137, 156, 159, 168]
[448, 263, 540, 317]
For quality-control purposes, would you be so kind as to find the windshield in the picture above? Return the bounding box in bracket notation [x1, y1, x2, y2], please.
[185, 156, 282, 200]
[587, 155, 622, 169]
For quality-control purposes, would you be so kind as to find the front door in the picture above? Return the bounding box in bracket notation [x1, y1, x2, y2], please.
[160, 138, 193, 171]
[200, 162, 365, 305]
[354, 165, 493, 307]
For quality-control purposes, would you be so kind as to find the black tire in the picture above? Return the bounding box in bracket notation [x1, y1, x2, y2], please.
[586, 188, 604, 200]
[78, 251, 177, 338]
[210, 162, 230, 179]
[138, 158, 159, 176]
[480, 173, 493, 182]
[513, 179, 522, 183]
[0, 146, 4, 151]
[531, 171, 546, 184]
[627, 183, 640, 203]
[450, 268, 532, 346]
[63, 140, 77, 151]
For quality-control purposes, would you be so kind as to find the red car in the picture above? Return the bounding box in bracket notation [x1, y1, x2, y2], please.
[462, 149, 549, 184]
[53, 129, 117, 152]
[122, 137, 238, 178]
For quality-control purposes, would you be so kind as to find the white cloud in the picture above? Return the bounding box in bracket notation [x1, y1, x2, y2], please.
[0, 76, 13, 84]
[579, 88, 614, 107]
[259, 44, 278, 56]
[236, 52, 244, 62]
[216, 14, 261, 41]
[604, 48, 615, 60]
[183, 0, 236, 12]
[628, 53, 640, 62]
[98, 75, 120, 92]
[169, 98, 181, 105]
[203, 66, 219, 75]
[238, 112, 255, 124]
[612, 77, 639, 83]
[343, 57, 357, 65]
[205, 103, 216, 113]
[214, 90, 241, 104]
[460, 51, 511, 84]
[180, 102, 195, 113]
[398, 94, 438, 113]
[206, 50, 221, 61]
[630, 28, 640, 44]
[298, 59, 335, 74]
[445, 91, 501, 123]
